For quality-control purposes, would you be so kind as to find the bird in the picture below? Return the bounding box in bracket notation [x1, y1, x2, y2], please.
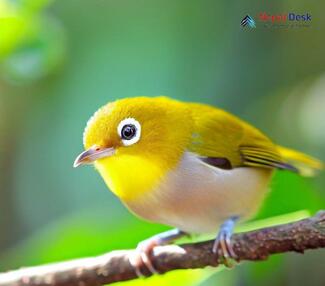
[74, 96, 323, 276]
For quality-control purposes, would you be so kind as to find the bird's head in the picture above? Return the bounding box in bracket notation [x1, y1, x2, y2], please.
[74, 96, 192, 201]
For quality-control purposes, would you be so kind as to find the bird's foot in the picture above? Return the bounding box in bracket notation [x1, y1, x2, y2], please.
[128, 229, 187, 277]
[212, 216, 239, 267]
[129, 237, 160, 277]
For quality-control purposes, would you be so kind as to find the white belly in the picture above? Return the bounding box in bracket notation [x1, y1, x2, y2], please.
[125, 152, 273, 234]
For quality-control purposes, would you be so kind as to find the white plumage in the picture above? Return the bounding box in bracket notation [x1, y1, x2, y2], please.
[126, 152, 273, 233]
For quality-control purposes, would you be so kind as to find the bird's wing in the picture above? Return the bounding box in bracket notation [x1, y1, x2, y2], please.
[186, 102, 295, 171]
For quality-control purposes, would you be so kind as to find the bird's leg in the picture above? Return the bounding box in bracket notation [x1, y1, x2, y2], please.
[129, 228, 188, 277]
[212, 216, 239, 266]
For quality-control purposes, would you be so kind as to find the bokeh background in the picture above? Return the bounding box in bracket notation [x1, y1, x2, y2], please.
[1, 0, 325, 285]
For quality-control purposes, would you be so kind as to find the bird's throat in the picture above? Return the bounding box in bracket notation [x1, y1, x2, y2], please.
[94, 154, 166, 202]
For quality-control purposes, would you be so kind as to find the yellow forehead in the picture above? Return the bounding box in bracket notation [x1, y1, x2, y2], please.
[83, 102, 121, 149]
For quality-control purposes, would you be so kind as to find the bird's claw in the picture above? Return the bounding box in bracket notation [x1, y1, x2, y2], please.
[129, 238, 160, 277]
[128, 229, 187, 277]
[212, 216, 238, 267]
[212, 229, 236, 267]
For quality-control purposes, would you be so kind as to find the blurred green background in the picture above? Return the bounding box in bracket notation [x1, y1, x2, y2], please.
[0, 0, 325, 285]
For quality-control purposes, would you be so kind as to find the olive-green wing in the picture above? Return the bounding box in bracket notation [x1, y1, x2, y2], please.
[187, 102, 296, 171]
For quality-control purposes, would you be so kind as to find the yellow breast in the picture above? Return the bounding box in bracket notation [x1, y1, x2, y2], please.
[94, 152, 166, 201]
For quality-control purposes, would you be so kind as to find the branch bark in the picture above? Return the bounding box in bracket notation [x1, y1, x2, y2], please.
[1, 211, 325, 286]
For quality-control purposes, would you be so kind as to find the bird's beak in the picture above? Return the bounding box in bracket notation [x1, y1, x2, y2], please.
[73, 146, 115, 167]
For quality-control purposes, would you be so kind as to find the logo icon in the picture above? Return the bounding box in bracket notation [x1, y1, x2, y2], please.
[241, 15, 256, 28]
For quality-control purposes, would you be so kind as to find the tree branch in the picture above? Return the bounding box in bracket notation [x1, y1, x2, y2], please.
[1, 211, 324, 286]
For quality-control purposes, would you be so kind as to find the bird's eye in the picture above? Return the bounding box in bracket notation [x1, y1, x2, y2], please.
[121, 124, 136, 140]
[117, 118, 141, 146]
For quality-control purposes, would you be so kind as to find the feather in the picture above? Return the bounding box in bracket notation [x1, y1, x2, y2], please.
[240, 146, 299, 172]
[187, 102, 322, 176]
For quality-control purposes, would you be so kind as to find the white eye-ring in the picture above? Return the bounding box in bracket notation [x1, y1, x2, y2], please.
[117, 118, 141, 146]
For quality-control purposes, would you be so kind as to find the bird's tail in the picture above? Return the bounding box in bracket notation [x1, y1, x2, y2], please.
[277, 146, 323, 177]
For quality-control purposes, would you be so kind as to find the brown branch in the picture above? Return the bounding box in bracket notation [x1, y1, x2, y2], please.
[1, 211, 325, 286]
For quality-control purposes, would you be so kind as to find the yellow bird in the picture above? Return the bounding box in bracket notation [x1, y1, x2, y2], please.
[74, 96, 322, 275]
